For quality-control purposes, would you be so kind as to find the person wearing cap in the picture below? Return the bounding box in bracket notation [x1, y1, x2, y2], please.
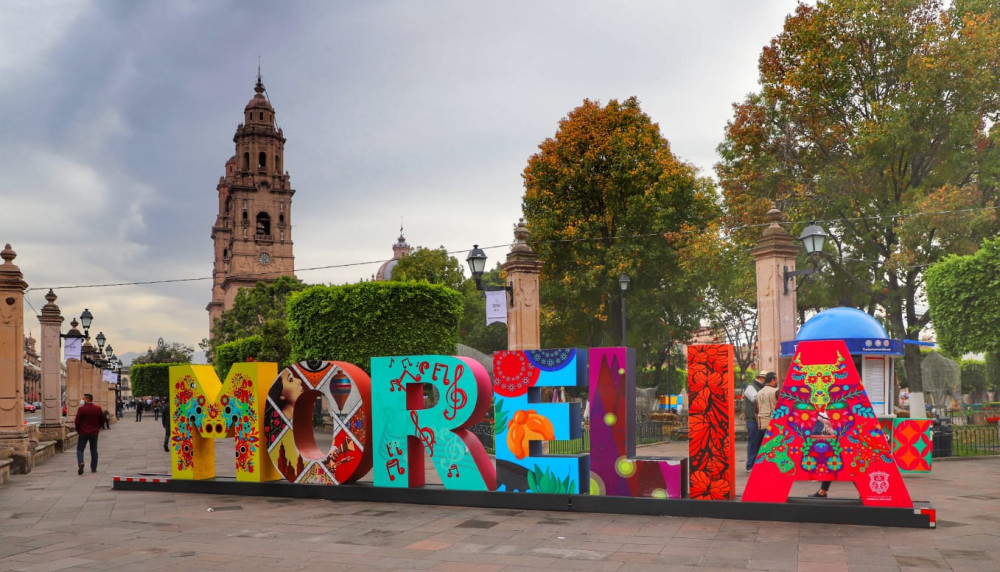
[742, 372, 768, 471]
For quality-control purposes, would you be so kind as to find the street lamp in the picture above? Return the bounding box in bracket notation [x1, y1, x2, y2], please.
[79, 308, 93, 336]
[95, 331, 106, 352]
[618, 274, 630, 346]
[783, 223, 829, 294]
[466, 244, 513, 306]
[105, 344, 114, 360]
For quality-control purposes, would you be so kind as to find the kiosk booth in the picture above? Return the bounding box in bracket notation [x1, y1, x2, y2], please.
[781, 307, 902, 417]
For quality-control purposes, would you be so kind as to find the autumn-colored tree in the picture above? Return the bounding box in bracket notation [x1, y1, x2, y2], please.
[523, 97, 719, 379]
[716, 0, 1000, 390]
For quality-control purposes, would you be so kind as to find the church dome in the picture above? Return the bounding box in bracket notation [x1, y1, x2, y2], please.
[795, 307, 889, 341]
[375, 230, 411, 281]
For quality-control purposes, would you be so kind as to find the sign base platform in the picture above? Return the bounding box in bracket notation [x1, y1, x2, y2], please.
[112, 475, 935, 528]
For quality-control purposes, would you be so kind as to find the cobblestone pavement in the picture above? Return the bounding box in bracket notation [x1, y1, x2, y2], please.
[1, 417, 999, 571]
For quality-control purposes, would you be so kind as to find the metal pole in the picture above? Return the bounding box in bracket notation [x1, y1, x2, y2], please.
[621, 290, 627, 347]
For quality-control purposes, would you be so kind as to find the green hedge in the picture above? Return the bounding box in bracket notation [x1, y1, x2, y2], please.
[987, 353, 1000, 392]
[129, 363, 176, 398]
[214, 336, 263, 380]
[961, 360, 986, 399]
[287, 281, 462, 373]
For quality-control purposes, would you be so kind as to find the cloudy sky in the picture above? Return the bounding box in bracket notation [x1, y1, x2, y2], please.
[1, 0, 804, 359]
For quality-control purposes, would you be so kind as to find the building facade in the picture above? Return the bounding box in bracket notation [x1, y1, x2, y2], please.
[207, 74, 296, 333]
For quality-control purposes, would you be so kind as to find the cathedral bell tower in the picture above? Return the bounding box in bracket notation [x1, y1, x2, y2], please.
[207, 73, 296, 334]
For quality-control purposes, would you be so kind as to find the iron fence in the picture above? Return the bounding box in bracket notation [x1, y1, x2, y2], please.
[943, 424, 1000, 457]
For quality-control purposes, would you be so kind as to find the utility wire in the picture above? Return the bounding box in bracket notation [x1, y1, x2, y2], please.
[24, 203, 1000, 292]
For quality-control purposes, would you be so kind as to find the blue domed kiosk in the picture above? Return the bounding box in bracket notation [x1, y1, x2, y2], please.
[781, 307, 903, 416]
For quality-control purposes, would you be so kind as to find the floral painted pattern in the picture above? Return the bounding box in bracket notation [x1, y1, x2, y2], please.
[687, 344, 735, 500]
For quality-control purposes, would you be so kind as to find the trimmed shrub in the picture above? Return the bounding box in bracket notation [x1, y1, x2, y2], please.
[129, 363, 175, 398]
[214, 336, 263, 380]
[960, 359, 987, 401]
[287, 281, 462, 373]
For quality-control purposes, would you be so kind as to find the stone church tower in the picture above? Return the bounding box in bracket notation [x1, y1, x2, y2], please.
[207, 74, 296, 333]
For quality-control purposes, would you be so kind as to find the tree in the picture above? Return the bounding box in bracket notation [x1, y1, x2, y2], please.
[207, 276, 307, 366]
[716, 0, 1000, 391]
[391, 246, 466, 291]
[925, 238, 1000, 378]
[522, 96, 719, 379]
[132, 340, 194, 365]
[391, 246, 507, 354]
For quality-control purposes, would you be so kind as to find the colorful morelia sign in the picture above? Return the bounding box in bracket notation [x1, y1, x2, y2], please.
[892, 418, 933, 473]
[169, 363, 281, 482]
[687, 344, 736, 500]
[589, 347, 687, 499]
[371, 355, 497, 491]
[492, 349, 588, 493]
[264, 361, 372, 484]
[742, 340, 913, 507]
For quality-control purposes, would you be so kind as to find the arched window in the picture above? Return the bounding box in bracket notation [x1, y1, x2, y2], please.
[256, 212, 271, 236]
[258, 152, 266, 170]
[259, 112, 264, 120]
[223, 248, 228, 260]
[242, 152, 250, 171]
[279, 213, 285, 226]
[275, 155, 281, 173]
[242, 210, 248, 225]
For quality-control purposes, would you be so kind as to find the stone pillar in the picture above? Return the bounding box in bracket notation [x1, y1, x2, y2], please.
[64, 319, 83, 424]
[37, 290, 69, 446]
[502, 219, 542, 351]
[750, 206, 799, 386]
[0, 244, 34, 473]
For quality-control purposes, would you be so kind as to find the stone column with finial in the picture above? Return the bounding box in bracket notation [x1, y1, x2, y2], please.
[503, 218, 543, 351]
[37, 289, 70, 447]
[64, 318, 84, 424]
[0, 244, 35, 474]
[751, 205, 800, 385]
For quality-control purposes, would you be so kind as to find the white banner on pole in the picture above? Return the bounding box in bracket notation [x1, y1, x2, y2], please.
[64, 337, 82, 360]
[485, 290, 508, 325]
[102, 370, 117, 384]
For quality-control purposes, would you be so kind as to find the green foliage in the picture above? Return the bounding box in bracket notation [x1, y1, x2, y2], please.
[208, 276, 307, 365]
[493, 398, 510, 430]
[926, 238, 1000, 356]
[527, 465, 575, 494]
[987, 353, 1000, 391]
[129, 363, 173, 398]
[286, 281, 462, 373]
[214, 336, 263, 380]
[391, 246, 466, 291]
[458, 264, 508, 354]
[523, 96, 719, 367]
[960, 359, 987, 400]
[716, 0, 1000, 389]
[132, 340, 194, 365]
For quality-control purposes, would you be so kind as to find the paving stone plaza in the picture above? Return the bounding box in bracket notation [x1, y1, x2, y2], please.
[1, 417, 998, 571]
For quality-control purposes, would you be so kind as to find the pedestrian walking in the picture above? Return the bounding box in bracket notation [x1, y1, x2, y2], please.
[161, 401, 171, 452]
[153, 399, 160, 421]
[74, 393, 103, 474]
[135, 400, 143, 422]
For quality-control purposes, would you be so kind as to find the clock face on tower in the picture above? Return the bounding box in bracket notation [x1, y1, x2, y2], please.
[258, 252, 271, 265]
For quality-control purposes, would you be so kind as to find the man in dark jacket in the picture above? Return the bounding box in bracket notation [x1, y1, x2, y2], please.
[161, 401, 171, 452]
[74, 393, 103, 474]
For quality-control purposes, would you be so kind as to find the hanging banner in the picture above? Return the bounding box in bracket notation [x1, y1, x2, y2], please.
[485, 290, 508, 325]
[103, 369, 117, 384]
[65, 337, 82, 360]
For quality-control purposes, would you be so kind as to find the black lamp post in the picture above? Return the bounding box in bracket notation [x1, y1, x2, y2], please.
[80, 308, 93, 337]
[466, 244, 513, 306]
[618, 274, 630, 346]
[783, 223, 829, 294]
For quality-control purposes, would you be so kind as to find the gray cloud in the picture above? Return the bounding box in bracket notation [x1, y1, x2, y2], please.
[1, 0, 802, 354]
